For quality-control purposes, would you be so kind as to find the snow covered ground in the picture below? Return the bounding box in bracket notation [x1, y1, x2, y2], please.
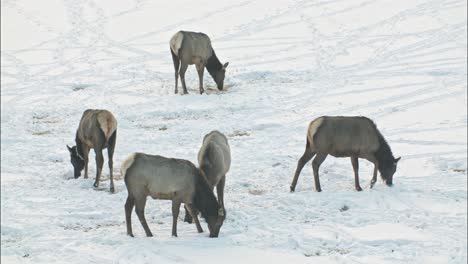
[1, 0, 467, 263]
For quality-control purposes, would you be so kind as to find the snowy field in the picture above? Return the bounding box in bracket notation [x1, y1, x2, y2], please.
[1, 0, 467, 263]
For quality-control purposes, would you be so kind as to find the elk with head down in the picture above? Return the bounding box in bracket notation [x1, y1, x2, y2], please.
[122, 152, 225, 238]
[184, 130, 231, 224]
[170, 30, 229, 94]
[290, 116, 400, 192]
[67, 109, 117, 193]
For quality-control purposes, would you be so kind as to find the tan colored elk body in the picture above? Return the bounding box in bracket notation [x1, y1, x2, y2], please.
[122, 153, 225, 238]
[67, 109, 117, 192]
[184, 131, 231, 223]
[170, 31, 229, 94]
[290, 116, 400, 192]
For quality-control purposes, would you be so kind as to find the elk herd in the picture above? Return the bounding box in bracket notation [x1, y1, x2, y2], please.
[67, 31, 400, 238]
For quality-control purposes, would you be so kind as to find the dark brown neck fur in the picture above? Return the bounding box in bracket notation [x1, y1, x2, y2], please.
[193, 170, 219, 220]
[375, 130, 394, 180]
[206, 49, 223, 79]
[75, 132, 85, 160]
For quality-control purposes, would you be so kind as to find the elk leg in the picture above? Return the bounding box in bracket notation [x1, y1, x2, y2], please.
[312, 153, 327, 192]
[135, 197, 153, 237]
[107, 131, 117, 193]
[290, 139, 315, 192]
[183, 205, 193, 223]
[196, 63, 205, 94]
[370, 162, 378, 188]
[175, 72, 179, 94]
[171, 200, 181, 237]
[217, 176, 226, 218]
[125, 195, 135, 237]
[82, 145, 90, 179]
[93, 149, 104, 188]
[351, 156, 362, 191]
[171, 49, 180, 94]
[179, 63, 189, 94]
[186, 204, 203, 233]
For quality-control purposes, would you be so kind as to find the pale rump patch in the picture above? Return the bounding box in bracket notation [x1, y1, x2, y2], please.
[97, 112, 117, 140]
[170, 31, 184, 56]
[121, 153, 136, 178]
[307, 117, 324, 146]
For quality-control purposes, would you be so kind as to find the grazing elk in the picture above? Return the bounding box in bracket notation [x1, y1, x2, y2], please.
[122, 153, 225, 238]
[290, 116, 400, 192]
[67, 109, 117, 193]
[184, 131, 231, 223]
[170, 30, 229, 94]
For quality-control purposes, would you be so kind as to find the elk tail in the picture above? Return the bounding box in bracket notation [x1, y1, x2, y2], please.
[169, 31, 184, 56]
[121, 153, 137, 181]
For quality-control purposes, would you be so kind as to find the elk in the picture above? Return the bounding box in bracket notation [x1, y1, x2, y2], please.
[170, 30, 229, 94]
[122, 152, 225, 238]
[67, 109, 117, 193]
[290, 116, 400, 192]
[184, 131, 231, 223]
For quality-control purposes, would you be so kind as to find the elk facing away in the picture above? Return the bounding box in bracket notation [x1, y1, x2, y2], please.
[67, 109, 117, 193]
[290, 116, 400, 192]
[184, 131, 231, 224]
[170, 30, 229, 94]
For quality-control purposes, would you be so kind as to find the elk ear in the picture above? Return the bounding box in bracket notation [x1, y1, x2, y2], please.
[394, 157, 401, 163]
[218, 208, 224, 217]
[67, 145, 73, 153]
[223, 62, 229, 69]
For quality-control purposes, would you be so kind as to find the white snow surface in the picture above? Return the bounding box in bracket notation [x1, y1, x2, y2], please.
[1, 0, 467, 263]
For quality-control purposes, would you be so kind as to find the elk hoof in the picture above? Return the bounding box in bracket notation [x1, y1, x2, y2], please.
[110, 187, 115, 193]
[290, 186, 296, 192]
[356, 186, 363, 192]
[316, 188, 322, 192]
[93, 182, 99, 188]
[128, 233, 134, 237]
